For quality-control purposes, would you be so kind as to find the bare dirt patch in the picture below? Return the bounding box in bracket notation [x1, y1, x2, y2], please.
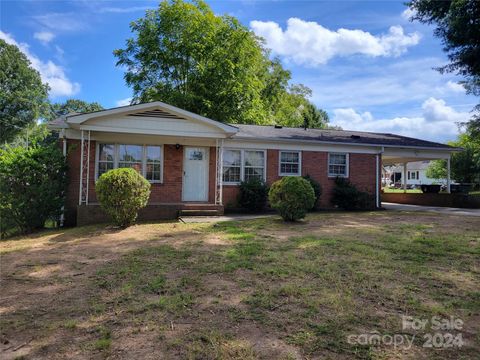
[1, 212, 479, 359]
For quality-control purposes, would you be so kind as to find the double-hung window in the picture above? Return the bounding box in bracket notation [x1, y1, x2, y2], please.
[328, 153, 348, 177]
[118, 145, 143, 173]
[97, 144, 115, 177]
[223, 149, 242, 183]
[244, 150, 265, 182]
[408, 171, 419, 180]
[222, 149, 265, 184]
[279, 151, 301, 176]
[96, 143, 163, 182]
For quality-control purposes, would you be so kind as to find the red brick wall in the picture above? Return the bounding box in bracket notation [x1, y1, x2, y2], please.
[222, 150, 378, 208]
[65, 140, 379, 224]
[65, 141, 218, 225]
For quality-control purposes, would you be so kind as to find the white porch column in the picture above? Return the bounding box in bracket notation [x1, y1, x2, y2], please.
[219, 140, 223, 205]
[215, 139, 224, 205]
[375, 154, 380, 208]
[403, 162, 408, 193]
[79, 130, 84, 205]
[446, 156, 451, 193]
[78, 129, 91, 206]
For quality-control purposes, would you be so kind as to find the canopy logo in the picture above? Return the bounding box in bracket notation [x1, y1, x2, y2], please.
[347, 316, 464, 350]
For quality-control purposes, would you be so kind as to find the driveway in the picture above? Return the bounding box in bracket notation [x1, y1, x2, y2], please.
[382, 202, 480, 217]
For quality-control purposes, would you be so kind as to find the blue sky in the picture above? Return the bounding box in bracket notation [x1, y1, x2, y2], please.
[1, 0, 477, 142]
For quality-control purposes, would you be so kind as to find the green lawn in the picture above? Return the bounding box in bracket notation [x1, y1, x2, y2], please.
[1, 212, 479, 359]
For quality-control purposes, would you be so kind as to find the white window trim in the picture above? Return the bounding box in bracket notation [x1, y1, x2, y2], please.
[279, 150, 302, 176]
[222, 148, 267, 185]
[328, 152, 349, 178]
[95, 143, 164, 183]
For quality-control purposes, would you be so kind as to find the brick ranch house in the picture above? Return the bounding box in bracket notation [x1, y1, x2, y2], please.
[48, 101, 459, 226]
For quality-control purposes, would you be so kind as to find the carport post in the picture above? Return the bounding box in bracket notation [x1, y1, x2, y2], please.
[403, 162, 408, 193]
[447, 157, 451, 193]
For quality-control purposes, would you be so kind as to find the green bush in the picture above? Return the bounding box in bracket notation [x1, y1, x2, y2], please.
[0, 144, 68, 236]
[303, 174, 322, 209]
[331, 177, 374, 210]
[238, 178, 269, 212]
[95, 168, 151, 227]
[268, 177, 315, 221]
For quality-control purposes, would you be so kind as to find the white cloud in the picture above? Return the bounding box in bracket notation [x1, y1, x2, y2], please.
[331, 97, 468, 142]
[250, 18, 420, 66]
[300, 57, 476, 111]
[32, 13, 87, 32]
[33, 31, 55, 44]
[0, 30, 80, 97]
[445, 80, 464, 93]
[116, 97, 132, 107]
[401, 8, 417, 20]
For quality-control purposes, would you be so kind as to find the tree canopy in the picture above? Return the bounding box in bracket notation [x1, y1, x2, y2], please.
[47, 99, 104, 121]
[426, 133, 480, 183]
[115, 0, 328, 128]
[0, 39, 49, 143]
[408, 0, 480, 137]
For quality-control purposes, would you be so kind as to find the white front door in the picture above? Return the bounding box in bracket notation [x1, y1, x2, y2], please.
[182, 147, 209, 202]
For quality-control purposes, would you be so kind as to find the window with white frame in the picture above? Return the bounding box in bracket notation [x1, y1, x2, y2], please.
[328, 153, 348, 177]
[244, 150, 265, 182]
[145, 146, 162, 182]
[222, 149, 265, 183]
[118, 144, 143, 173]
[408, 171, 419, 180]
[96, 143, 163, 182]
[223, 149, 241, 183]
[279, 151, 301, 176]
[97, 144, 115, 177]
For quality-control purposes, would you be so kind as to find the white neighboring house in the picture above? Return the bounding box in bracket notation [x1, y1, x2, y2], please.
[386, 161, 449, 186]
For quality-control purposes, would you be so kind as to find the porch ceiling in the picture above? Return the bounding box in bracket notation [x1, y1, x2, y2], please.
[382, 147, 455, 166]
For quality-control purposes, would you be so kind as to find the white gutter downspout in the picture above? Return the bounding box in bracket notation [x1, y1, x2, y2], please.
[376, 146, 384, 208]
[60, 129, 67, 227]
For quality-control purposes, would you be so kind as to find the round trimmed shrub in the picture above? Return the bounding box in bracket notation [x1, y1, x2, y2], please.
[238, 178, 269, 212]
[268, 177, 315, 221]
[95, 168, 151, 227]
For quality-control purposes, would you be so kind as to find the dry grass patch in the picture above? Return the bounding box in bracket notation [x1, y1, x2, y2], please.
[0, 211, 479, 359]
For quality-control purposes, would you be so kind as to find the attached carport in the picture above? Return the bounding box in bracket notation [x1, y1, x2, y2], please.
[381, 146, 460, 194]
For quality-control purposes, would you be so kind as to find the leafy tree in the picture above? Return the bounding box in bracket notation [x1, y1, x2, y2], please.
[114, 0, 327, 126]
[0, 143, 68, 235]
[302, 103, 329, 129]
[47, 99, 104, 121]
[408, 0, 480, 136]
[0, 39, 49, 143]
[426, 134, 480, 183]
[7, 123, 51, 148]
[426, 159, 447, 180]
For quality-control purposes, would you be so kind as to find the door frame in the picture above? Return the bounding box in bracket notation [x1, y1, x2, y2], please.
[182, 146, 209, 202]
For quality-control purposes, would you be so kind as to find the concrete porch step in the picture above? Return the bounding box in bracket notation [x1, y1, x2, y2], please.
[178, 209, 222, 217]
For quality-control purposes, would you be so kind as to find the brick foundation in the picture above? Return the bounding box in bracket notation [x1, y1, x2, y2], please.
[77, 203, 224, 226]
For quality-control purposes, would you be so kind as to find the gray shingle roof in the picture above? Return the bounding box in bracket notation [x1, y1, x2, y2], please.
[231, 124, 455, 150]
